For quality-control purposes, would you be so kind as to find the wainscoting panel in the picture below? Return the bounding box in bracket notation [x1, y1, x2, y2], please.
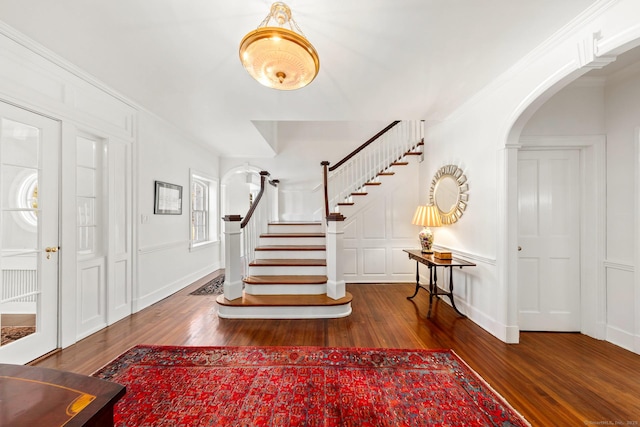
[363, 248, 386, 275]
[78, 258, 107, 339]
[343, 248, 358, 276]
[112, 260, 129, 313]
[343, 218, 357, 239]
[391, 249, 414, 275]
[605, 264, 635, 351]
[362, 200, 386, 239]
[342, 157, 420, 282]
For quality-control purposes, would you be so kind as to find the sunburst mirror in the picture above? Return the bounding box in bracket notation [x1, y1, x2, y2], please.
[429, 164, 469, 225]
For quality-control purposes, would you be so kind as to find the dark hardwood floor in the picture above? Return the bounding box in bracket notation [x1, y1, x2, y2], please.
[32, 271, 640, 426]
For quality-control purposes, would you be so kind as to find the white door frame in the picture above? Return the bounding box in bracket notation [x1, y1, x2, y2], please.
[514, 135, 606, 339]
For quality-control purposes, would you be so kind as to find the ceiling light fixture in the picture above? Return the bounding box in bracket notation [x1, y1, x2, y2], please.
[239, 2, 319, 90]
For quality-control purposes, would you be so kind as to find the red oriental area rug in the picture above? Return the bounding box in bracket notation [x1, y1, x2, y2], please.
[93, 345, 530, 427]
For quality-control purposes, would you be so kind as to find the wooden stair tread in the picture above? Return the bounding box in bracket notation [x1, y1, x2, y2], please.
[255, 245, 326, 251]
[249, 259, 326, 267]
[391, 161, 409, 166]
[405, 152, 422, 156]
[216, 292, 353, 307]
[350, 192, 368, 196]
[337, 202, 355, 206]
[377, 172, 395, 176]
[260, 233, 325, 238]
[244, 275, 328, 285]
[364, 182, 382, 186]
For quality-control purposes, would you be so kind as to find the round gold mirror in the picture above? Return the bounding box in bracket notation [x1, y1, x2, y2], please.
[429, 165, 469, 224]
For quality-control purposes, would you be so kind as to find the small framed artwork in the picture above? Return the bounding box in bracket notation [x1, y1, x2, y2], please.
[154, 181, 182, 215]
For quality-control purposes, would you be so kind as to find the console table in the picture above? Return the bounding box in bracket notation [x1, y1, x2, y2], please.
[404, 249, 476, 318]
[0, 363, 125, 426]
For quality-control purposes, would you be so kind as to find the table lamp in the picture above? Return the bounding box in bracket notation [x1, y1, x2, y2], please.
[411, 205, 442, 254]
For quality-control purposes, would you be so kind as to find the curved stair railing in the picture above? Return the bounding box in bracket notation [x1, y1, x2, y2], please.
[222, 170, 278, 301]
[322, 120, 424, 218]
[241, 171, 278, 275]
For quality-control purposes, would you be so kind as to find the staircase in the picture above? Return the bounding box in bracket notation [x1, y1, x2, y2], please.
[216, 222, 353, 319]
[217, 120, 423, 319]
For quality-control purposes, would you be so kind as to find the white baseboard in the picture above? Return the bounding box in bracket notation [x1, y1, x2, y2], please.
[133, 263, 219, 312]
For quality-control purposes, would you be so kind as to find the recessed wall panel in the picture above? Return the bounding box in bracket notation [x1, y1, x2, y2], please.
[363, 248, 386, 275]
[392, 248, 413, 274]
[343, 248, 357, 275]
[362, 200, 386, 239]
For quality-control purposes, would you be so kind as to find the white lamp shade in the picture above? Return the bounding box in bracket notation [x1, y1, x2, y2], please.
[412, 205, 442, 227]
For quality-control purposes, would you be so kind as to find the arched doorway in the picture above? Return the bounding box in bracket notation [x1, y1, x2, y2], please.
[504, 38, 640, 343]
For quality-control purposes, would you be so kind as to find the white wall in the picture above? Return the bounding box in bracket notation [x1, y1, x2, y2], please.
[0, 24, 222, 348]
[514, 67, 640, 352]
[341, 157, 420, 283]
[418, 0, 640, 352]
[220, 121, 389, 221]
[135, 111, 221, 311]
[521, 80, 606, 136]
[603, 69, 640, 350]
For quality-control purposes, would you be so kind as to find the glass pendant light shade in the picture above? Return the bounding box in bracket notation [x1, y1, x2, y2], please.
[239, 2, 320, 90]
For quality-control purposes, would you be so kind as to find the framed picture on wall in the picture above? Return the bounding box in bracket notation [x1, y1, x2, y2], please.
[154, 181, 182, 215]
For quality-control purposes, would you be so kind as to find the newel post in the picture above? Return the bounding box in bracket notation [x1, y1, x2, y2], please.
[325, 212, 346, 300]
[222, 215, 243, 300]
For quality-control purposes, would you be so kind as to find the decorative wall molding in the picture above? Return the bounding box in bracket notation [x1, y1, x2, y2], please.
[445, 0, 619, 123]
[433, 245, 496, 266]
[604, 260, 634, 272]
[577, 31, 617, 70]
[0, 21, 136, 110]
[138, 240, 189, 255]
[595, 20, 640, 56]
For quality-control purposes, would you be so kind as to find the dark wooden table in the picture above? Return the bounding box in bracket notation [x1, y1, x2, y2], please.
[404, 249, 476, 318]
[0, 363, 125, 427]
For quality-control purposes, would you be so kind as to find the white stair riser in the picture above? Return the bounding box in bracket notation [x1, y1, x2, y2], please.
[268, 224, 323, 234]
[217, 303, 352, 319]
[244, 283, 327, 295]
[260, 237, 325, 246]
[255, 250, 326, 259]
[248, 266, 327, 276]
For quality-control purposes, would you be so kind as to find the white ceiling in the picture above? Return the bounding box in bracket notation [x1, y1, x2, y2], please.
[0, 0, 600, 157]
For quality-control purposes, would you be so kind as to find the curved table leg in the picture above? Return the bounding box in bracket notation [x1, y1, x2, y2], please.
[446, 266, 466, 317]
[407, 262, 421, 299]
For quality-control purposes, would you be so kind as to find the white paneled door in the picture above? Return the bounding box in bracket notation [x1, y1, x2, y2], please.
[0, 102, 59, 364]
[517, 149, 581, 331]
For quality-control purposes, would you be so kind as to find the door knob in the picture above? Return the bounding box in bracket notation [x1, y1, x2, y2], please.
[45, 246, 59, 259]
[518, 246, 522, 252]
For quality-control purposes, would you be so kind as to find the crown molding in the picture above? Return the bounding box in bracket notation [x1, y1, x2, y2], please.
[443, 0, 620, 123]
[0, 20, 138, 109]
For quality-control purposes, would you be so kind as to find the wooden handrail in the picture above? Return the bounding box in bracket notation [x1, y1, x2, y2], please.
[241, 171, 270, 229]
[328, 121, 400, 172]
[321, 161, 330, 219]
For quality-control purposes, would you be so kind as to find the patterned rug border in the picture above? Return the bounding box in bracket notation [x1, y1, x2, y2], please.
[189, 274, 225, 295]
[93, 345, 531, 426]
